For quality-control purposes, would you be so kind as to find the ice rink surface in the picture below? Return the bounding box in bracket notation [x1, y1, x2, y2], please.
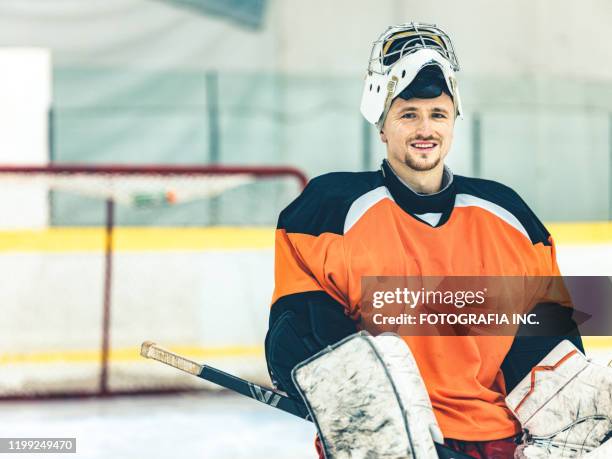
[0, 392, 316, 459]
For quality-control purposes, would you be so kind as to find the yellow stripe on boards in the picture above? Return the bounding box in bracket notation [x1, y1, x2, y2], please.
[114, 227, 274, 251]
[547, 222, 612, 245]
[0, 222, 608, 252]
[0, 345, 264, 365]
[0, 227, 275, 252]
[1, 340, 609, 365]
[582, 336, 612, 350]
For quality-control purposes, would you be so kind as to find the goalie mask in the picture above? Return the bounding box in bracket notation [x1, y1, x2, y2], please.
[360, 22, 463, 130]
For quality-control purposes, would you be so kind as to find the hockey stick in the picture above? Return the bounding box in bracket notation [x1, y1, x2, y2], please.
[140, 341, 472, 459]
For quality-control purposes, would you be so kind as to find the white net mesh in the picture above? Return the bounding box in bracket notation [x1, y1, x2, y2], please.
[0, 172, 255, 206]
[0, 165, 305, 398]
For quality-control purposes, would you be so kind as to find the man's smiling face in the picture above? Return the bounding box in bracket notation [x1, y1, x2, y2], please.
[380, 93, 455, 173]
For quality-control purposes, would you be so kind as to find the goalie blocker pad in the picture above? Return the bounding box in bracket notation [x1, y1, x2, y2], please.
[505, 340, 612, 458]
[292, 332, 441, 459]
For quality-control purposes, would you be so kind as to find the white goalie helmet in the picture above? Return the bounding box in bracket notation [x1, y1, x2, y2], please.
[360, 22, 463, 130]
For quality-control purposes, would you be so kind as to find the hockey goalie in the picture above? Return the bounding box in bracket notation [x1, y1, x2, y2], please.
[264, 21, 612, 459]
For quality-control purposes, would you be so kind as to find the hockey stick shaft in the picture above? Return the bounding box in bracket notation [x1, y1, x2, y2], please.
[140, 341, 471, 459]
[140, 341, 307, 419]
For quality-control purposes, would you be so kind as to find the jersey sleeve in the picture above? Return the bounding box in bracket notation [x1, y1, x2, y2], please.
[270, 174, 354, 312]
[271, 227, 348, 307]
[517, 196, 573, 307]
[473, 178, 574, 307]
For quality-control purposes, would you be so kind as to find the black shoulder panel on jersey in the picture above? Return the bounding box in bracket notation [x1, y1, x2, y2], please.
[454, 175, 551, 246]
[278, 171, 383, 236]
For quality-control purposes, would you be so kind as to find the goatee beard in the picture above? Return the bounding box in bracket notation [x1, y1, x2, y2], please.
[404, 154, 441, 172]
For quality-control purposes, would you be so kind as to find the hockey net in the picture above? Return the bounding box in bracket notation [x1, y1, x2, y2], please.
[0, 164, 307, 399]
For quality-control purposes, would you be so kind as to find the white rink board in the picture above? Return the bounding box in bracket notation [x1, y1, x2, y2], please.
[1, 249, 274, 349]
[1, 242, 610, 395]
[555, 244, 612, 276]
[1, 249, 275, 394]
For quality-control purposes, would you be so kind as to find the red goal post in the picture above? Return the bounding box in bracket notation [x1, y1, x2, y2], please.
[0, 163, 307, 399]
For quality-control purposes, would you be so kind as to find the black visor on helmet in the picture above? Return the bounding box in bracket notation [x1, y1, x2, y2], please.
[398, 65, 451, 101]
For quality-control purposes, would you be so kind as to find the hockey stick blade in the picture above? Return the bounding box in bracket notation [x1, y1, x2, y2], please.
[140, 341, 472, 459]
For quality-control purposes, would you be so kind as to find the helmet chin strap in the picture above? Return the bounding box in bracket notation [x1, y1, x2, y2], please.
[377, 76, 399, 131]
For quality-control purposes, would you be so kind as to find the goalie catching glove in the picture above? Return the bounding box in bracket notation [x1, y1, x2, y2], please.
[292, 332, 443, 459]
[505, 340, 612, 458]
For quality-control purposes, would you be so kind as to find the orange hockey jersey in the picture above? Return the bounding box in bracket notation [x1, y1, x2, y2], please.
[271, 160, 566, 441]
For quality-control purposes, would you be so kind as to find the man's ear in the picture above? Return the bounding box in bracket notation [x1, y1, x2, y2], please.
[379, 130, 388, 143]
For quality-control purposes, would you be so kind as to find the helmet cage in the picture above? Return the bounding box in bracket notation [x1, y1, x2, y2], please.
[367, 23, 460, 76]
